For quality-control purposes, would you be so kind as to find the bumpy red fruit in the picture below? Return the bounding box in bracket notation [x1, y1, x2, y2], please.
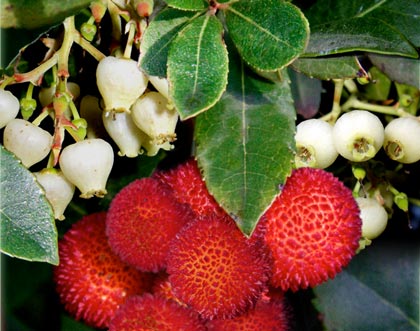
[167, 214, 271, 320]
[106, 177, 194, 272]
[53, 212, 154, 329]
[263, 167, 361, 292]
[152, 272, 187, 307]
[153, 158, 226, 217]
[206, 296, 290, 331]
[108, 294, 206, 331]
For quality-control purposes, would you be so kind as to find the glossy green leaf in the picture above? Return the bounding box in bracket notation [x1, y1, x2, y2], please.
[291, 56, 365, 80]
[165, 0, 207, 11]
[313, 241, 419, 331]
[194, 51, 296, 236]
[0, 146, 58, 265]
[305, 0, 420, 47]
[367, 0, 420, 47]
[168, 13, 228, 120]
[304, 0, 418, 57]
[139, 8, 199, 77]
[368, 54, 420, 89]
[0, 0, 91, 29]
[224, 0, 309, 71]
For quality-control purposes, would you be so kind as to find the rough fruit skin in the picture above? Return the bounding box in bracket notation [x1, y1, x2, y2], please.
[53, 212, 154, 329]
[206, 297, 290, 331]
[153, 158, 226, 217]
[152, 272, 187, 307]
[263, 167, 361, 292]
[106, 177, 195, 272]
[108, 294, 206, 331]
[167, 214, 271, 320]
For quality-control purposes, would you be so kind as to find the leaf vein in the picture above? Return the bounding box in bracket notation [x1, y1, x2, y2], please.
[355, 0, 387, 17]
[192, 14, 210, 94]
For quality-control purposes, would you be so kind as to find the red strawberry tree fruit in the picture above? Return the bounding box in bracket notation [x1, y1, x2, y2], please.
[1, 1, 419, 331]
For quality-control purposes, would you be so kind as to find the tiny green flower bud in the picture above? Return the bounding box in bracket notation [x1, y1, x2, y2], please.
[81, 22, 97, 42]
[394, 192, 408, 212]
[20, 98, 37, 120]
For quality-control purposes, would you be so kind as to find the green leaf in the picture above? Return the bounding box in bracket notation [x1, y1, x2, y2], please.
[304, 0, 419, 57]
[1, 0, 91, 29]
[313, 241, 419, 331]
[165, 0, 207, 11]
[140, 8, 199, 77]
[168, 13, 228, 120]
[194, 50, 296, 236]
[224, 0, 309, 71]
[364, 0, 420, 47]
[362, 66, 392, 101]
[0, 146, 58, 265]
[291, 56, 365, 80]
[368, 54, 420, 89]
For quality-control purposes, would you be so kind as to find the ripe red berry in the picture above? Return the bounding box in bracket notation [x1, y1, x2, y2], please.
[53, 212, 154, 329]
[263, 167, 361, 292]
[152, 272, 187, 307]
[153, 158, 226, 217]
[108, 294, 207, 331]
[206, 295, 290, 331]
[167, 214, 271, 320]
[106, 177, 195, 272]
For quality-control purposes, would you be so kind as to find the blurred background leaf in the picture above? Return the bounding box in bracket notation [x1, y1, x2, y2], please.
[1, 0, 91, 29]
[313, 240, 419, 331]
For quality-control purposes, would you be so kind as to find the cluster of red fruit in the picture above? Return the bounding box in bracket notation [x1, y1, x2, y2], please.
[53, 158, 362, 330]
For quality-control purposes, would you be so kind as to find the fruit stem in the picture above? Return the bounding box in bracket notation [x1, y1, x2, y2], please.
[13, 54, 58, 84]
[73, 28, 106, 61]
[25, 82, 35, 99]
[32, 108, 51, 126]
[341, 95, 415, 118]
[320, 79, 344, 123]
[123, 21, 136, 59]
[108, 0, 123, 43]
[343, 79, 358, 94]
[57, 17, 77, 79]
[0, 76, 15, 89]
[387, 184, 409, 212]
[69, 100, 80, 120]
[46, 151, 56, 169]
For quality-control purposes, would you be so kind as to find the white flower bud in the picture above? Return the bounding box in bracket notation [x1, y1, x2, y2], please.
[59, 138, 114, 198]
